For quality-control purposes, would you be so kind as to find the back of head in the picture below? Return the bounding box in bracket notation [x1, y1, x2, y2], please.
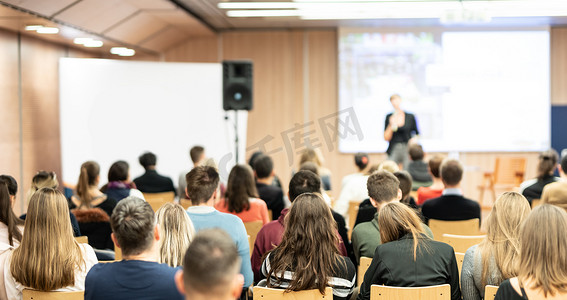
[299, 162, 319, 175]
[108, 160, 129, 182]
[367, 170, 400, 204]
[288, 170, 321, 202]
[428, 155, 444, 178]
[299, 148, 321, 167]
[0, 175, 18, 196]
[561, 153, 567, 175]
[518, 204, 567, 296]
[156, 203, 195, 267]
[110, 197, 155, 256]
[393, 171, 413, 201]
[139, 152, 157, 170]
[379, 160, 400, 173]
[440, 158, 463, 186]
[31, 171, 58, 192]
[248, 151, 264, 170]
[253, 155, 274, 179]
[76, 161, 100, 205]
[185, 166, 220, 205]
[378, 202, 426, 260]
[408, 144, 425, 161]
[0, 175, 22, 246]
[355, 152, 370, 171]
[225, 165, 258, 213]
[537, 149, 559, 180]
[190, 146, 205, 164]
[183, 229, 241, 297]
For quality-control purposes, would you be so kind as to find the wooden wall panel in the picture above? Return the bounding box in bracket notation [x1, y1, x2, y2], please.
[164, 36, 219, 63]
[551, 27, 567, 105]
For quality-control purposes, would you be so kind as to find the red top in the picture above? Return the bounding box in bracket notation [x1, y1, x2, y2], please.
[416, 187, 444, 206]
[214, 198, 270, 225]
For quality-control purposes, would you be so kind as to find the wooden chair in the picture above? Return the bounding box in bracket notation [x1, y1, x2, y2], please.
[247, 235, 251, 257]
[442, 234, 485, 253]
[244, 221, 264, 257]
[358, 257, 372, 287]
[484, 285, 499, 300]
[142, 192, 175, 212]
[254, 286, 332, 299]
[74, 236, 88, 244]
[114, 244, 122, 260]
[455, 252, 465, 281]
[531, 198, 541, 208]
[347, 200, 360, 239]
[22, 289, 84, 300]
[179, 198, 192, 210]
[268, 209, 273, 220]
[478, 157, 526, 208]
[370, 284, 450, 300]
[98, 260, 117, 263]
[429, 219, 481, 241]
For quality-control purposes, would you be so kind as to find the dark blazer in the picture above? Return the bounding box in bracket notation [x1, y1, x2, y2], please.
[357, 234, 461, 300]
[256, 182, 285, 220]
[421, 194, 481, 225]
[133, 170, 176, 195]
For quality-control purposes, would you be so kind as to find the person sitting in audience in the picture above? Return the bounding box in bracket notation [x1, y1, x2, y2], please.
[378, 160, 400, 173]
[254, 155, 285, 220]
[495, 204, 567, 300]
[70, 161, 117, 251]
[406, 144, 433, 189]
[541, 153, 567, 211]
[357, 202, 461, 300]
[335, 159, 373, 219]
[185, 166, 253, 288]
[461, 192, 531, 300]
[416, 155, 445, 206]
[178, 145, 206, 199]
[100, 161, 144, 201]
[299, 162, 332, 206]
[0, 175, 23, 246]
[249, 151, 283, 189]
[85, 197, 182, 299]
[298, 148, 332, 191]
[421, 158, 481, 224]
[134, 152, 176, 195]
[259, 193, 355, 300]
[5, 188, 98, 299]
[215, 164, 270, 225]
[174, 229, 244, 300]
[520, 149, 559, 205]
[156, 203, 195, 267]
[352, 171, 433, 263]
[251, 170, 349, 283]
[341, 152, 370, 189]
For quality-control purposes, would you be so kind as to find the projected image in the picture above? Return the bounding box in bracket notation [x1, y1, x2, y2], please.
[338, 29, 550, 153]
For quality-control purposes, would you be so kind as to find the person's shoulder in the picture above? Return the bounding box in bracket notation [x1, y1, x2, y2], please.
[422, 196, 442, 208]
[250, 198, 268, 208]
[352, 220, 377, 236]
[462, 196, 480, 208]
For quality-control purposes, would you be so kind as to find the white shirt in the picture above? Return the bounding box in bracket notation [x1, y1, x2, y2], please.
[334, 175, 370, 219]
[0, 224, 23, 248]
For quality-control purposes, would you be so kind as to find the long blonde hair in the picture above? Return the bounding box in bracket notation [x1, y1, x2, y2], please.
[478, 192, 531, 286]
[378, 202, 428, 260]
[27, 171, 59, 204]
[11, 188, 84, 290]
[156, 203, 195, 267]
[75, 161, 100, 208]
[518, 204, 567, 297]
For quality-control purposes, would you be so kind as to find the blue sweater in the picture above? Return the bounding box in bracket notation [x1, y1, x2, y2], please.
[187, 209, 253, 287]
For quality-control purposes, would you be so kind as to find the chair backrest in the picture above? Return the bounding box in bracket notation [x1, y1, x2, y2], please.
[494, 157, 526, 185]
[429, 219, 481, 241]
[531, 199, 541, 208]
[74, 236, 88, 244]
[358, 257, 372, 287]
[254, 286, 333, 299]
[114, 244, 122, 260]
[142, 192, 175, 212]
[347, 200, 360, 239]
[268, 209, 273, 221]
[484, 285, 499, 300]
[244, 221, 264, 256]
[22, 289, 84, 300]
[370, 284, 450, 300]
[179, 198, 192, 210]
[455, 252, 465, 280]
[442, 234, 486, 253]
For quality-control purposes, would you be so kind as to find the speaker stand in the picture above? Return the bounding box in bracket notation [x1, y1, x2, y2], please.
[233, 110, 239, 164]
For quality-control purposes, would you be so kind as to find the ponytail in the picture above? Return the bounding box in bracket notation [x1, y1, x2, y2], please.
[0, 182, 23, 246]
[76, 167, 92, 208]
[537, 150, 559, 180]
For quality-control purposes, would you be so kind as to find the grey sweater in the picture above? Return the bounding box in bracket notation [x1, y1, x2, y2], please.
[461, 244, 504, 300]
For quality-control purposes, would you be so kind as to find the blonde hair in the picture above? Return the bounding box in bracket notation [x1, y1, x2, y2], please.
[477, 192, 531, 286]
[156, 203, 195, 267]
[518, 204, 567, 297]
[378, 160, 400, 173]
[27, 171, 59, 204]
[299, 148, 322, 168]
[378, 202, 428, 260]
[11, 188, 84, 290]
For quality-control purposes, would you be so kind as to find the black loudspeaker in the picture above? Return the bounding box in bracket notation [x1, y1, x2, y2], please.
[223, 60, 253, 111]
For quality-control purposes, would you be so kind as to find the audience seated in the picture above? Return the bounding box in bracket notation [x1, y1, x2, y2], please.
[215, 164, 269, 225]
[541, 153, 567, 211]
[335, 162, 371, 219]
[416, 155, 444, 206]
[0, 175, 24, 247]
[70, 161, 117, 250]
[100, 160, 144, 201]
[299, 162, 333, 209]
[258, 193, 355, 300]
[254, 155, 285, 220]
[249, 151, 283, 189]
[178, 145, 205, 199]
[174, 229, 244, 300]
[299, 148, 332, 191]
[520, 149, 559, 205]
[134, 152, 176, 195]
[251, 170, 349, 283]
[352, 171, 433, 263]
[407, 144, 433, 188]
[495, 204, 567, 300]
[156, 203, 195, 267]
[421, 158, 481, 224]
[378, 160, 399, 173]
[5, 188, 98, 300]
[341, 152, 370, 189]
[461, 192, 531, 300]
[185, 166, 253, 288]
[357, 202, 461, 300]
[85, 197, 183, 300]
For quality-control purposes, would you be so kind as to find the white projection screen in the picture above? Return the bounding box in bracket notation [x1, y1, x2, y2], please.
[338, 28, 550, 153]
[59, 58, 247, 187]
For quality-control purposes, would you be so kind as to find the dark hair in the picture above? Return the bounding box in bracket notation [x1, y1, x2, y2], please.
[408, 144, 425, 161]
[537, 149, 559, 180]
[76, 161, 100, 207]
[367, 171, 399, 203]
[0, 175, 17, 196]
[224, 165, 258, 213]
[254, 155, 274, 179]
[108, 160, 129, 182]
[0, 176, 23, 246]
[110, 197, 155, 256]
[394, 171, 413, 202]
[248, 151, 264, 170]
[428, 155, 444, 178]
[138, 152, 157, 170]
[354, 152, 369, 170]
[562, 154, 567, 175]
[288, 170, 321, 202]
[183, 229, 241, 295]
[440, 159, 463, 186]
[190, 146, 205, 164]
[186, 166, 220, 205]
[299, 162, 319, 175]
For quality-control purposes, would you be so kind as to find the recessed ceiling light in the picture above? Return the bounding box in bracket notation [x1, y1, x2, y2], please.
[84, 40, 103, 47]
[74, 38, 93, 45]
[110, 47, 135, 56]
[36, 27, 59, 34]
[25, 25, 43, 31]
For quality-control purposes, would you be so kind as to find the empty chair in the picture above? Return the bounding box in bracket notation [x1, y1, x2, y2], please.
[254, 286, 333, 299]
[455, 252, 465, 280]
[142, 192, 175, 212]
[442, 234, 485, 253]
[484, 285, 498, 300]
[478, 157, 526, 207]
[429, 219, 480, 241]
[358, 257, 372, 287]
[370, 284, 450, 300]
[22, 290, 84, 300]
[244, 220, 264, 256]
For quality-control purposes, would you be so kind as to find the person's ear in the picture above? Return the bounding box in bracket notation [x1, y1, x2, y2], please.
[9, 195, 15, 208]
[369, 197, 379, 208]
[271, 170, 275, 177]
[231, 274, 245, 299]
[185, 187, 190, 199]
[174, 270, 186, 295]
[154, 224, 160, 241]
[111, 233, 120, 249]
[396, 189, 403, 201]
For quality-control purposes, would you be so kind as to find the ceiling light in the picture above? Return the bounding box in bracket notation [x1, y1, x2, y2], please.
[36, 27, 59, 34]
[25, 25, 43, 31]
[110, 47, 135, 56]
[227, 10, 302, 17]
[84, 40, 103, 47]
[74, 38, 93, 45]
